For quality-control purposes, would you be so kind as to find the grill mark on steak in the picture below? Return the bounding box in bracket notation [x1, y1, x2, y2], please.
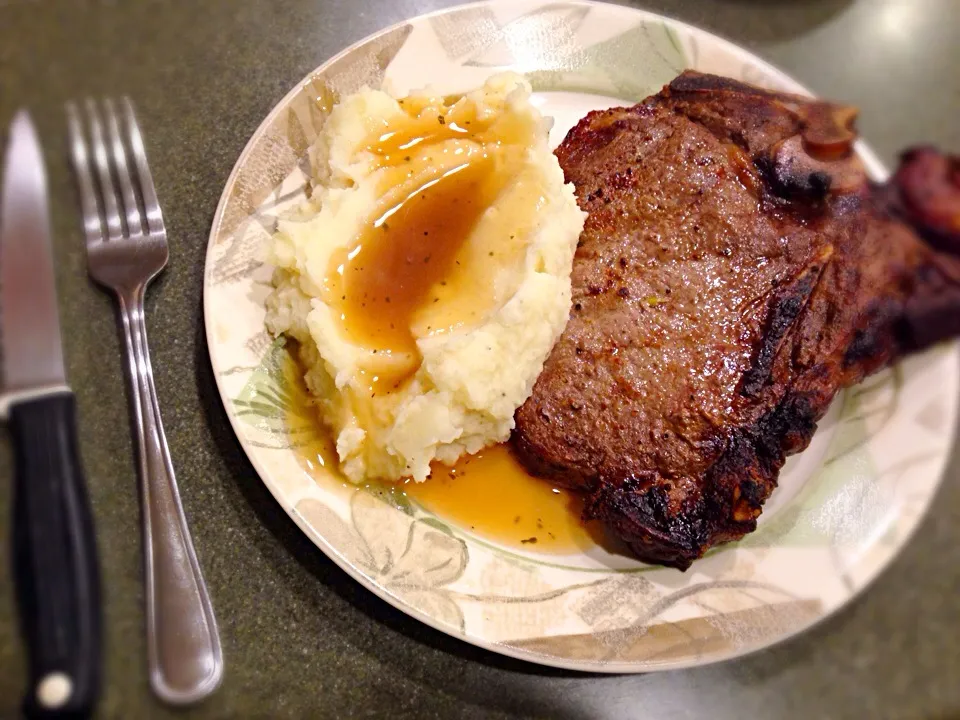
[512, 71, 960, 569]
[740, 255, 828, 397]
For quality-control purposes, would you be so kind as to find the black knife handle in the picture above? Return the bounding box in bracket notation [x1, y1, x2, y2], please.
[11, 393, 101, 719]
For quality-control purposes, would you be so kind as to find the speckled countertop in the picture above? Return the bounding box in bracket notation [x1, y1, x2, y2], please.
[1, 1, 958, 718]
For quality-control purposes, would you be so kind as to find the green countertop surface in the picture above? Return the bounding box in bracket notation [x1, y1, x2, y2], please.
[1, 0, 958, 718]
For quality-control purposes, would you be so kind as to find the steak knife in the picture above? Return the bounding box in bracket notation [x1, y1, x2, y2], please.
[0, 111, 101, 718]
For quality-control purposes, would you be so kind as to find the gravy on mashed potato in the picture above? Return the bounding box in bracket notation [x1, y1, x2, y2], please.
[265, 73, 585, 483]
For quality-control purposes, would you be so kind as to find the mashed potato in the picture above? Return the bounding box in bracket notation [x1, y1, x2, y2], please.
[265, 73, 585, 482]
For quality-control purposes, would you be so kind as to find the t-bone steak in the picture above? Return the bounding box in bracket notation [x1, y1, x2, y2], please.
[512, 71, 960, 569]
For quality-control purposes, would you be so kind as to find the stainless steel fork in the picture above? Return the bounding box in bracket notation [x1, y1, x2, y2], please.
[66, 99, 223, 704]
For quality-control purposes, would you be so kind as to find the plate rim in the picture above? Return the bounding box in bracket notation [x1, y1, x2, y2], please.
[202, 0, 958, 673]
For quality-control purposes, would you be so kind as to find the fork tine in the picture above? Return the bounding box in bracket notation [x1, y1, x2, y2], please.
[103, 98, 144, 238]
[86, 98, 124, 241]
[66, 102, 105, 246]
[122, 98, 164, 235]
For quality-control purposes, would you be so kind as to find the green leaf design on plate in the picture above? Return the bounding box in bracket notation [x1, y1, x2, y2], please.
[429, 5, 501, 61]
[362, 481, 415, 516]
[526, 21, 687, 101]
[458, 4, 591, 69]
[398, 588, 466, 632]
[296, 497, 375, 569]
[418, 516, 456, 536]
[233, 336, 320, 450]
[738, 371, 902, 549]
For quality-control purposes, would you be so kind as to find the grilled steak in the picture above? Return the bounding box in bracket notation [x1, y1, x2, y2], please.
[512, 71, 960, 569]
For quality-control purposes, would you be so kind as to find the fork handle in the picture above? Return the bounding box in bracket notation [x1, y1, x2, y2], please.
[118, 289, 223, 704]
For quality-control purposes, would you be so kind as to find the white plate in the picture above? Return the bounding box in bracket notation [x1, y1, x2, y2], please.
[204, 0, 959, 672]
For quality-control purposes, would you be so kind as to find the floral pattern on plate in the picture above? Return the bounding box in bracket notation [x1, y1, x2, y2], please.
[204, 0, 959, 671]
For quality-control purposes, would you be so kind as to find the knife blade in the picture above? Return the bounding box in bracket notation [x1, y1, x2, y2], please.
[0, 110, 101, 719]
[0, 112, 65, 395]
